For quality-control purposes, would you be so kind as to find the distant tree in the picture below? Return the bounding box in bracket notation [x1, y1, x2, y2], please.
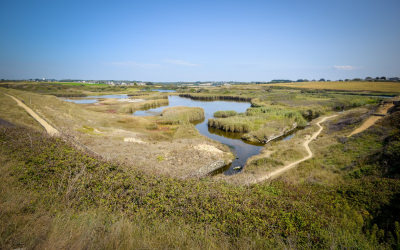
[380, 76, 387, 80]
[319, 78, 325, 81]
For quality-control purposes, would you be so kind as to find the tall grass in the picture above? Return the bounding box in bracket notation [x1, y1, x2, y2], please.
[179, 93, 252, 102]
[213, 110, 238, 118]
[208, 106, 307, 142]
[119, 99, 169, 113]
[159, 106, 204, 124]
[208, 117, 251, 132]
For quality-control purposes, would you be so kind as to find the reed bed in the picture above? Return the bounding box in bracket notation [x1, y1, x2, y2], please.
[119, 99, 169, 113]
[213, 110, 238, 118]
[208, 117, 251, 133]
[208, 106, 307, 142]
[158, 106, 204, 124]
[179, 94, 252, 102]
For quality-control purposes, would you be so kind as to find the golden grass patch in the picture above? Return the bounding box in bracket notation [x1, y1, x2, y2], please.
[270, 81, 400, 93]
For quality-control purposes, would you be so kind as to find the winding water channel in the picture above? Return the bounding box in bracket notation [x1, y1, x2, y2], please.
[62, 92, 267, 174]
[134, 95, 264, 175]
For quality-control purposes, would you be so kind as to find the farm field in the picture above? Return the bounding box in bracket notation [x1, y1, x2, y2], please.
[270, 81, 400, 93]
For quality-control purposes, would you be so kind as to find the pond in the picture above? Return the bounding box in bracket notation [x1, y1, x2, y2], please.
[152, 89, 176, 93]
[64, 99, 98, 104]
[134, 95, 264, 175]
[63, 94, 129, 104]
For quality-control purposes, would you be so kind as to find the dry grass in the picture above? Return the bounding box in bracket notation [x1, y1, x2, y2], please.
[0, 91, 44, 131]
[213, 110, 238, 118]
[158, 106, 204, 124]
[270, 81, 400, 93]
[208, 106, 307, 143]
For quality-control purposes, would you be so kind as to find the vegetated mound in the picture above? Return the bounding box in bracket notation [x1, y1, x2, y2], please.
[179, 93, 251, 102]
[90, 98, 169, 114]
[213, 110, 238, 118]
[158, 106, 204, 124]
[208, 106, 307, 143]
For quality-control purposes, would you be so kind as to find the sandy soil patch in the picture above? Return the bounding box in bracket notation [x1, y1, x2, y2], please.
[348, 103, 394, 137]
[118, 98, 145, 103]
[124, 137, 145, 144]
[194, 144, 223, 155]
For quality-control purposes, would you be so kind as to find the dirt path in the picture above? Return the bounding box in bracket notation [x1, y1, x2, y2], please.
[5, 94, 60, 136]
[348, 103, 394, 137]
[251, 115, 337, 184]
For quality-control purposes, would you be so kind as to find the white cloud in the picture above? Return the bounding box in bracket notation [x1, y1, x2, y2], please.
[333, 65, 357, 70]
[111, 61, 160, 68]
[164, 59, 198, 67]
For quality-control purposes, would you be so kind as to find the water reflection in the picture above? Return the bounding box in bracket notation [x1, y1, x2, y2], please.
[133, 95, 264, 175]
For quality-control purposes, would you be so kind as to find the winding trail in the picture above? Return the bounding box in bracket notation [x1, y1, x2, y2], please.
[251, 115, 337, 184]
[5, 94, 60, 136]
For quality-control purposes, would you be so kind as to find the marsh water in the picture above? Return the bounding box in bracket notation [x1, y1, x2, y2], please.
[134, 95, 264, 175]
[64, 94, 129, 104]
[62, 92, 266, 174]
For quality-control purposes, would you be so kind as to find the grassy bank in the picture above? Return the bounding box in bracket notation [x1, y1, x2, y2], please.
[87, 98, 169, 114]
[1, 114, 400, 248]
[209, 106, 308, 143]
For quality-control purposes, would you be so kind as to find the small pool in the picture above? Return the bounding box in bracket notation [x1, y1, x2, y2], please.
[282, 133, 295, 141]
[62, 94, 129, 104]
[86, 94, 129, 99]
[152, 89, 176, 93]
[64, 99, 98, 104]
[134, 95, 263, 175]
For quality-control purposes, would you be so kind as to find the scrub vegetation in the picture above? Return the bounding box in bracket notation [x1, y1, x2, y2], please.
[209, 106, 308, 143]
[1, 81, 400, 249]
[1, 111, 400, 249]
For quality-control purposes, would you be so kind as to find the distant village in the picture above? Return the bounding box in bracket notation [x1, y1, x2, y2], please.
[2, 76, 399, 86]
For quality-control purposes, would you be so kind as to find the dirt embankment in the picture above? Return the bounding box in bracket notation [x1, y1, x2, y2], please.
[348, 102, 394, 137]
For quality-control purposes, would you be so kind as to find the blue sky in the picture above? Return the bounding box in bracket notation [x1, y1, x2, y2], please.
[1, 0, 399, 81]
